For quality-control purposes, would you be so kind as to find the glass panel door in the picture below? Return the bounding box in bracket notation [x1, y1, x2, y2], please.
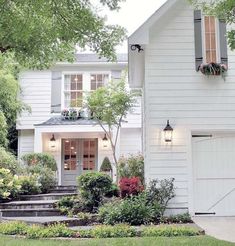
[82, 139, 97, 172]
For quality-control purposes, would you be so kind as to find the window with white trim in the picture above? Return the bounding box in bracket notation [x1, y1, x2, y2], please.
[90, 74, 109, 91]
[64, 74, 83, 108]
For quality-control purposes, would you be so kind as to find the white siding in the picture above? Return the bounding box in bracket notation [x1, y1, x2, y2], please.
[17, 71, 52, 129]
[144, 1, 235, 212]
[120, 128, 142, 156]
[18, 130, 34, 158]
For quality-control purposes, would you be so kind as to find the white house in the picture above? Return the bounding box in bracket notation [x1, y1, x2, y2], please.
[17, 54, 142, 186]
[129, 0, 235, 216]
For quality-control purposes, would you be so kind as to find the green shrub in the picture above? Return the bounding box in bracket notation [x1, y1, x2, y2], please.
[146, 178, 175, 216]
[77, 212, 92, 220]
[21, 153, 57, 171]
[0, 168, 21, 200]
[77, 172, 112, 211]
[161, 213, 193, 224]
[27, 165, 56, 193]
[18, 174, 41, 195]
[141, 226, 199, 237]
[0, 221, 28, 235]
[100, 157, 112, 172]
[99, 193, 159, 225]
[104, 183, 119, 197]
[0, 147, 19, 174]
[91, 224, 137, 238]
[118, 154, 144, 184]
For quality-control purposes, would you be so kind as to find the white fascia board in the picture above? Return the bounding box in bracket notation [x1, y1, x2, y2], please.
[128, 0, 178, 45]
[55, 62, 127, 67]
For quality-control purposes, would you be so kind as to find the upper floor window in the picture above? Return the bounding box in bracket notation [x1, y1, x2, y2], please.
[90, 74, 109, 91]
[64, 74, 83, 108]
[204, 16, 217, 63]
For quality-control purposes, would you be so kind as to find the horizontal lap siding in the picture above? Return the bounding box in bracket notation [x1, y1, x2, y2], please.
[18, 130, 34, 158]
[17, 71, 52, 129]
[145, 1, 235, 210]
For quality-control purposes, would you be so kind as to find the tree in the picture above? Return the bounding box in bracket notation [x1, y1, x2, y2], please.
[190, 0, 235, 50]
[0, 0, 126, 69]
[87, 80, 137, 180]
[0, 54, 27, 150]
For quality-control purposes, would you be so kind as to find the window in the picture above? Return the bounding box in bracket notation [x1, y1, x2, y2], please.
[204, 16, 217, 63]
[63, 140, 77, 170]
[64, 74, 83, 108]
[90, 74, 109, 91]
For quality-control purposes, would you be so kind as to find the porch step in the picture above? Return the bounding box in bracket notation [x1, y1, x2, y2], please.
[0, 200, 57, 210]
[0, 208, 61, 217]
[20, 192, 77, 201]
[49, 186, 77, 194]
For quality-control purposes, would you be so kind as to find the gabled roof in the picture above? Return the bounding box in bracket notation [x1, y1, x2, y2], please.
[128, 0, 178, 44]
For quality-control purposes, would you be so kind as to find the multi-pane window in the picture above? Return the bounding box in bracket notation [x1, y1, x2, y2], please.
[204, 16, 217, 63]
[83, 140, 96, 171]
[64, 140, 77, 170]
[90, 74, 109, 91]
[64, 74, 83, 108]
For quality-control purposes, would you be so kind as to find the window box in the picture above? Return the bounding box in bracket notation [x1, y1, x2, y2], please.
[61, 108, 80, 120]
[199, 63, 227, 77]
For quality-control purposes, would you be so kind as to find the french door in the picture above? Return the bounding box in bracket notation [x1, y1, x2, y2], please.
[62, 139, 97, 185]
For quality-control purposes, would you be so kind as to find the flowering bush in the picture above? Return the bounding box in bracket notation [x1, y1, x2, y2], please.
[199, 62, 227, 77]
[119, 177, 144, 198]
[0, 168, 21, 200]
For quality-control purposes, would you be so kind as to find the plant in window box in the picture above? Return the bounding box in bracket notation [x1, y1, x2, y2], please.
[199, 63, 228, 78]
[61, 108, 79, 120]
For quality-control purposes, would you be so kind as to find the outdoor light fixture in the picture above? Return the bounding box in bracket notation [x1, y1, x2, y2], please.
[102, 134, 108, 148]
[163, 120, 173, 143]
[49, 134, 56, 151]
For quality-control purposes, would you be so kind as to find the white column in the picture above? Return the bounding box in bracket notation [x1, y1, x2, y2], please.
[34, 128, 43, 153]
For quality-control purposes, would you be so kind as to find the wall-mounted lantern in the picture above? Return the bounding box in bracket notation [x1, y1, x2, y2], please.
[102, 134, 108, 148]
[163, 120, 173, 143]
[49, 134, 56, 151]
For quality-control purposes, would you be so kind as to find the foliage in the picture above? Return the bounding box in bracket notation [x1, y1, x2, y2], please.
[161, 213, 193, 224]
[99, 193, 159, 225]
[146, 178, 175, 216]
[0, 0, 126, 69]
[27, 165, 56, 193]
[190, 0, 235, 50]
[0, 168, 21, 200]
[76, 212, 93, 221]
[87, 81, 137, 174]
[0, 221, 28, 235]
[0, 146, 19, 174]
[100, 157, 112, 171]
[77, 172, 113, 211]
[21, 153, 57, 171]
[141, 226, 199, 237]
[0, 54, 26, 150]
[119, 177, 144, 198]
[118, 154, 144, 184]
[104, 183, 120, 197]
[18, 175, 41, 195]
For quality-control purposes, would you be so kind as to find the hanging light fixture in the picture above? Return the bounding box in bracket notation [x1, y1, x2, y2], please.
[102, 134, 108, 148]
[49, 134, 56, 151]
[163, 120, 173, 142]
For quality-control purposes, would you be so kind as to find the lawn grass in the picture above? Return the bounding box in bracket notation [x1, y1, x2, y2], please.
[0, 235, 234, 246]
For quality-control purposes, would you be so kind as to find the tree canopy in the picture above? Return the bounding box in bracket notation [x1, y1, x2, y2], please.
[190, 0, 235, 50]
[0, 0, 126, 69]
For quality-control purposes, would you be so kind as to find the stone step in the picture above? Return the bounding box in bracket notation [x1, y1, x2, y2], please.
[1, 216, 90, 227]
[0, 208, 61, 217]
[0, 200, 57, 210]
[20, 193, 77, 201]
[49, 186, 77, 194]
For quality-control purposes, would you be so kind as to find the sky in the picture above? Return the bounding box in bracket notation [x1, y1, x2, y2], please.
[89, 0, 168, 53]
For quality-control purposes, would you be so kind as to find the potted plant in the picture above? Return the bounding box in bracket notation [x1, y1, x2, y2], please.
[199, 62, 227, 78]
[100, 157, 113, 177]
[61, 108, 80, 120]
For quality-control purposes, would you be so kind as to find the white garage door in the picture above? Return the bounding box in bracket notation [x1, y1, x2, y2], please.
[193, 134, 235, 216]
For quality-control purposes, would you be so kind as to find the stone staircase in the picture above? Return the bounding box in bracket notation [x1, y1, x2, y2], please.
[0, 186, 81, 226]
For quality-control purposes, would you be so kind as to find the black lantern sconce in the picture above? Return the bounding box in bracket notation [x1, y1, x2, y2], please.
[102, 134, 108, 148]
[49, 134, 56, 151]
[163, 120, 173, 143]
